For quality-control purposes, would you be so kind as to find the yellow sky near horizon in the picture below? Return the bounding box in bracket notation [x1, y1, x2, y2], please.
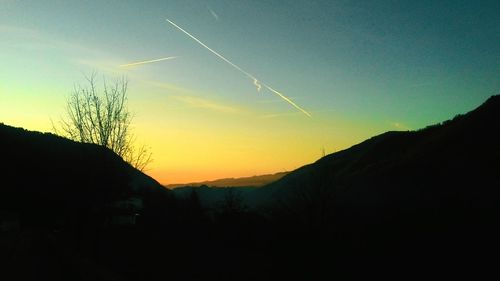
[3, 1, 495, 185]
[121, 85, 382, 185]
[0, 75, 382, 185]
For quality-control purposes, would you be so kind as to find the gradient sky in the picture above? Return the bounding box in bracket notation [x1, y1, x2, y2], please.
[1, 0, 499, 184]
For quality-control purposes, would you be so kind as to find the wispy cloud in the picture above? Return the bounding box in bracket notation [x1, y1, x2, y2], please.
[174, 95, 239, 114]
[144, 80, 198, 95]
[71, 58, 129, 76]
[0, 24, 100, 55]
[144, 80, 242, 114]
[0, 24, 128, 76]
[0, 25, 39, 38]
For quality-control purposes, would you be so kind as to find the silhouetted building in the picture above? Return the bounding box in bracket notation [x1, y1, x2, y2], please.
[105, 197, 143, 226]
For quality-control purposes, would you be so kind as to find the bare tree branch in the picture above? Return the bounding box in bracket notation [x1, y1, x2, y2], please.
[54, 73, 152, 171]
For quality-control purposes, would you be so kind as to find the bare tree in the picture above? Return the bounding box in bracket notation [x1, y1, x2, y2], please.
[54, 73, 152, 171]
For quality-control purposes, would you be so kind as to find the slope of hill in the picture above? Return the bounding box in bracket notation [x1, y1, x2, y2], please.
[264, 95, 500, 210]
[167, 172, 288, 188]
[0, 123, 186, 281]
[0, 123, 169, 224]
[260, 96, 500, 253]
[249, 95, 500, 277]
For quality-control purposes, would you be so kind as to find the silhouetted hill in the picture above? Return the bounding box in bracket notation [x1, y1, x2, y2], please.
[0, 123, 168, 224]
[0, 123, 179, 280]
[265, 95, 500, 209]
[259, 95, 500, 276]
[167, 171, 288, 188]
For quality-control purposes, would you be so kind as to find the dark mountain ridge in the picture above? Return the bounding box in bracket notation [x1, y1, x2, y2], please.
[0, 123, 168, 223]
[261, 95, 500, 256]
[266, 95, 500, 210]
[0, 123, 177, 281]
[254, 95, 500, 278]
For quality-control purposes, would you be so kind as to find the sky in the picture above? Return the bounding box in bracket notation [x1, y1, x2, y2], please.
[1, 0, 499, 184]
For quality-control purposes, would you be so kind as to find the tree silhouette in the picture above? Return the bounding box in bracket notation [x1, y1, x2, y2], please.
[54, 73, 152, 171]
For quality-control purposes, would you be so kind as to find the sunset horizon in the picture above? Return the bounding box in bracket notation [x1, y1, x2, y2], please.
[1, 1, 499, 280]
[2, 0, 498, 183]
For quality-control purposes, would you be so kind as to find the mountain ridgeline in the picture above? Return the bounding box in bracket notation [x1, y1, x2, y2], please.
[167, 171, 288, 188]
[1, 95, 499, 280]
[0, 124, 169, 217]
[265, 95, 500, 216]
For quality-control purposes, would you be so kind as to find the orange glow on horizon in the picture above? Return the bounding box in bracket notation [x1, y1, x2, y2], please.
[148, 168, 294, 186]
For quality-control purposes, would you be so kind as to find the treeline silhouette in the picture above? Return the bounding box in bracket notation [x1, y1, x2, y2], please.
[1, 95, 500, 280]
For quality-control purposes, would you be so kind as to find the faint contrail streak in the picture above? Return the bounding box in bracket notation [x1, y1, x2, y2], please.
[208, 7, 219, 21]
[165, 18, 311, 117]
[119, 56, 177, 67]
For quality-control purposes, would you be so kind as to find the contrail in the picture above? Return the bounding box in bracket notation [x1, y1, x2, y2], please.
[166, 18, 262, 92]
[165, 20, 253, 79]
[208, 7, 219, 21]
[253, 78, 262, 92]
[165, 18, 311, 117]
[119, 56, 177, 67]
[263, 84, 311, 117]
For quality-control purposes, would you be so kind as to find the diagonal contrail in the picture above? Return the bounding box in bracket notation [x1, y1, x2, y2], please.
[165, 19, 253, 79]
[263, 84, 311, 117]
[119, 56, 177, 67]
[165, 18, 311, 117]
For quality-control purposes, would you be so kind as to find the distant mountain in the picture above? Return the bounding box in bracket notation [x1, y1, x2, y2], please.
[167, 172, 288, 188]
